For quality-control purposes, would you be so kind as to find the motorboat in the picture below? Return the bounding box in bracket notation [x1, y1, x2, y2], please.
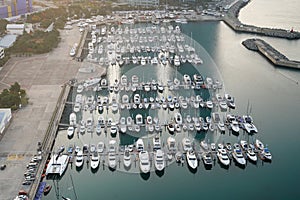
[90, 152, 99, 169]
[120, 75, 127, 86]
[73, 103, 81, 113]
[167, 123, 175, 133]
[75, 150, 84, 168]
[217, 121, 226, 132]
[211, 143, 216, 151]
[154, 149, 165, 171]
[174, 112, 183, 124]
[255, 139, 264, 151]
[230, 120, 240, 133]
[97, 142, 105, 153]
[241, 140, 257, 162]
[96, 123, 101, 134]
[110, 122, 118, 135]
[232, 144, 246, 166]
[108, 140, 117, 169]
[90, 144, 96, 153]
[183, 74, 191, 85]
[123, 150, 131, 168]
[173, 55, 181, 67]
[45, 154, 69, 176]
[119, 117, 127, 134]
[136, 138, 144, 152]
[136, 114, 143, 125]
[224, 93, 236, 109]
[202, 153, 213, 166]
[186, 150, 198, 169]
[76, 84, 83, 93]
[67, 126, 74, 138]
[152, 135, 161, 150]
[217, 149, 230, 166]
[200, 140, 209, 151]
[167, 136, 176, 152]
[69, 113, 76, 126]
[260, 147, 272, 161]
[182, 138, 193, 152]
[139, 151, 150, 173]
[206, 100, 213, 109]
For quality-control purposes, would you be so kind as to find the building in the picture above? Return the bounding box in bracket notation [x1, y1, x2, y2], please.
[0, 47, 4, 59]
[6, 23, 24, 35]
[0, 0, 32, 18]
[0, 108, 12, 135]
[120, 0, 159, 7]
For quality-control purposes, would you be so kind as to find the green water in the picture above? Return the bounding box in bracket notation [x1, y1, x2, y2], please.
[43, 19, 300, 200]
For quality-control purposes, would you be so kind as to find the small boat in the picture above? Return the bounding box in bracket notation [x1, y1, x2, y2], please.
[211, 143, 216, 151]
[123, 150, 131, 168]
[136, 138, 144, 152]
[230, 120, 240, 133]
[69, 113, 76, 126]
[90, 152, 99, 169]
[200, 140, 209, 151]
[136, 114, 143, 125]
[139, 151, 150, 173]
[167, 123, 175, 133]
[182, 138, 193, 152]
[43, 184, 52, 195]
[154, 149, 165, 171]
[119, 117, 127, 134]
[67, 126, 74, 138]
[260, 147, 272, 161]
[217, 149, 230, 166]
[97, 142, 105, 153]
[108, 140, 117, 169]
[255, 139, 264, 151]
[224, 93, 236, 109]
[186, 150, 198, 169]
[75, 150, 84, 168]
[174, 112, 183, 124]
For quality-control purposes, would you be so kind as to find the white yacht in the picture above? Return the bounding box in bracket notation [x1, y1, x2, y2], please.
[73, 103, 81, 113]
[75, 150, 84, 168]
[139, 151, 150, 173]
[182, 138, 193, 152]
[108, 140, 117, 169]
[136, 114, 143, 125]
[119, 117, 127, 134]
[241, 140, 257, 163]
[152, 135, 161, 150]
[260, 147, 272, 161]
[45, 154, 69, 176]
[186, 150, 198, 169]
[224, 93, 236, 109]
[69, 113, 76, 126]
[202, 153, 213, 166]
[67, 126, 74, 138]
[90, 152, 99, 169]
[97, 142, 105, 153]
[173, 55, 181, 67]
[110, 122, 118, 135]
[232, 144, 246, 166]
[230, 120, 240, 133]
[154, 149, 165, 171]
[123, 150, 131, 168]
[167, 136, 176, 152]
[255, 139, 264, 151]
[136, 138, 144, 152]
[217, 149, 230, 166]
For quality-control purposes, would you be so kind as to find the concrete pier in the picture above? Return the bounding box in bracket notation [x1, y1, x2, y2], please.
[223, 0, 300, 40]
[242, 38, 300, 70]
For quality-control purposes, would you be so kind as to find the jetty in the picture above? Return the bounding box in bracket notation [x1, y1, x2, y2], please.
[223, 0, 300, 40]
[242, 38, 300, 70]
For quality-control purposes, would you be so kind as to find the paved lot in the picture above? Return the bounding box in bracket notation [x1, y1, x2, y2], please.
[0, 26, 83, 200]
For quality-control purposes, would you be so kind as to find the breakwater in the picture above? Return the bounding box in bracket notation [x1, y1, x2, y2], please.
[242, 38, 300, 70]
[223, 0, 300, 40]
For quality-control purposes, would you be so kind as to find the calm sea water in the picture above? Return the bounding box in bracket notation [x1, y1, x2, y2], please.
[43, 1, 300, 199]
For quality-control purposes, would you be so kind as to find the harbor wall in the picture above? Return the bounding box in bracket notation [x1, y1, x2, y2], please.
[242, 38, 300, 70]
[223, 0, 300, 40]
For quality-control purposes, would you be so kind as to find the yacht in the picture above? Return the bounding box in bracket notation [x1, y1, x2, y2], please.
[136, 138, 144, 152]
[123, 150, 131, 168]
[217, 149, 230, 166]
[139, 151, 150, 173]
[200, 140, 209, 151]
[182, 138, 193, 152]
[108, 140, 117, 169]
[69, 113, 76, 126]
[152, 135, 161, 150]
[154, 149, 165, 171]
[97, 142, 105, 153]
[67, 126, 74, 138]
[110, 122, 118, 135]
[167, 123, 175, 133]
[167, 136, 176, 152]
[73, 103, 81, 113]
[90, 152, 99, 169]
[136, 114, 143, 125]
[45, 154, 69, 176]
[230, 120, 240, 133]
[75, 150, 84, 168]
[241, 141, 257, 162]
[76, 84, 83, 93]
[260, 147, 272, 161]
[224, 93, 236, 109]
[173, 55, 181, 67]
[255, 139, 264, 151]
[119, 117, 127, 134]
[183, 74, 191, 85]
[217, 121, 226, 132]
[232, 143, 246, 166]
[186, 150, 198, 169]
[202, 153, 213, 166]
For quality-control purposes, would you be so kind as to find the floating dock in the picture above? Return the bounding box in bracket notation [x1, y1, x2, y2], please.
[242, 38, 300, 70]
[223, 0, 300, 40]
